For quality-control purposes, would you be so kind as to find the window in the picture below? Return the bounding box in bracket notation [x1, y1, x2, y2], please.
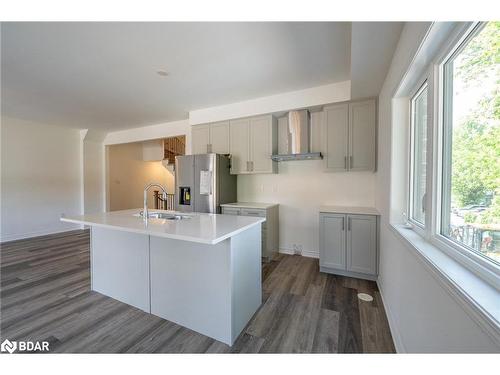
[410, 82, 428, 225]
[441, 22, 500, 266]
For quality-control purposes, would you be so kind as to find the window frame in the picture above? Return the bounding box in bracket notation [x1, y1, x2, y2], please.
[405, 21, 500, 289]
[408, 80, 429, 231]
[432, 22, 500, 284]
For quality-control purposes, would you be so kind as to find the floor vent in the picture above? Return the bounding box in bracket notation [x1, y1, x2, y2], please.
[357, 293, 374, 302]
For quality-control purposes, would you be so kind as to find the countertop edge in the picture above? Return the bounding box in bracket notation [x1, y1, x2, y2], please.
[319, 206, 380, 216]
[60, 217, 265, 245]
[220, 202, 279, 209]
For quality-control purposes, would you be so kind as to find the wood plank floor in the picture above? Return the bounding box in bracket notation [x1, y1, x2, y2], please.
[0, 230, 395, 353]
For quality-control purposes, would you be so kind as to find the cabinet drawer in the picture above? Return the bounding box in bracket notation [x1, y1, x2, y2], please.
[222, 207, 241, 215]
[240, 208, 266, 218]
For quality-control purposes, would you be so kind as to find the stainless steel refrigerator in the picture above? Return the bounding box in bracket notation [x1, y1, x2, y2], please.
[175, 154, 237, 213]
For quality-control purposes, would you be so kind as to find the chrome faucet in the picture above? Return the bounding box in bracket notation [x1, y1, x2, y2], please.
[143, 183, 168, 221]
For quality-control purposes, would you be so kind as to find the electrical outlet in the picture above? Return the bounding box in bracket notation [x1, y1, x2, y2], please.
[292, 244, 301, 255]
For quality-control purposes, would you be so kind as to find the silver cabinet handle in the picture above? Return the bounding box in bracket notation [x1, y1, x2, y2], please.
[349, 155, 353, 169]
[342, 217, 345, 231]
[344, 156, 347, 169]
[348, 217, 351, 231]
[246, 161, 250, 172]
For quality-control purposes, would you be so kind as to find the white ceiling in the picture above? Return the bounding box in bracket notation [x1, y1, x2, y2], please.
[1, 22, 402, 131]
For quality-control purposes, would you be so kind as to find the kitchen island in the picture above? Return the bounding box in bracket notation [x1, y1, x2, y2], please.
[61, 209, 265, 345]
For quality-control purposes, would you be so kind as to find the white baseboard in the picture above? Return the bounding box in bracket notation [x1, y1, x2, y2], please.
[376, 279, 406, 353]
[301, 249, 319, 259]
[0, 224, 83, 243]
[279, 247, 319, 259]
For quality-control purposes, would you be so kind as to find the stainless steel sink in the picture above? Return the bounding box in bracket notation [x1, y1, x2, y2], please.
[149, 212, 191, 220]
[135, 212, 191, 220]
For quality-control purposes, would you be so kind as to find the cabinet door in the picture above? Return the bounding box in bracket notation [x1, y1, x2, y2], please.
[319, 214, 346, 270]
[346, 214, 377, 275]
[349, 100, 376, 171]
[324, 104, 349, 171]
[249, 116, 274, 173]
[240, 208, 266, 217]
[192, 125, 210, 154]
[210, 121, 230, 154]
[229, 118, 250, 174]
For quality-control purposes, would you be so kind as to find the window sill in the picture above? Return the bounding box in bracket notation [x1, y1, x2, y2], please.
[388, 223, 500, 346]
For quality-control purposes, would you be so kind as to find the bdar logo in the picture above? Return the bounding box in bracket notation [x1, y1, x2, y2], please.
[1, 339, 17, 354]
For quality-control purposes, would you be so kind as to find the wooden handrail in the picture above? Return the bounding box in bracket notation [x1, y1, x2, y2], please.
[163, 135, 186, 165]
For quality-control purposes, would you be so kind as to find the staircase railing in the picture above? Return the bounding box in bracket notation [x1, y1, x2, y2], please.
[153, 191, 175, 211]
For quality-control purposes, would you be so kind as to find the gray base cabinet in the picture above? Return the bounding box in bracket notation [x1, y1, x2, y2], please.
[222, 203, 279, 261]
[319, 212, 378, 280]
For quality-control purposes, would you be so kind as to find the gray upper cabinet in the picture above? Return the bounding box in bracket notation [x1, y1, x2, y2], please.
[229, 115, 277, 175]
[349, 100, 376, 171]
[191, 121, 230, 155]
[324, 99, 376, 172]
[324, 103, 349, 171]
[210, 121, 230, 154]
[192, 124, 210, 154]
[249, 115, 277, 174]
[229, 118, 250, 174]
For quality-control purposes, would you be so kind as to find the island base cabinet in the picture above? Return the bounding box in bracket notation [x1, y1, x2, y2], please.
[150, 225, 262, 345]
[91, 227, 150, 312]
[319, 213, 378, 281]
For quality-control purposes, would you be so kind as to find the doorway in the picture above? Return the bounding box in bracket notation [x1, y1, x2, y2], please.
[106, 135, 185, 211]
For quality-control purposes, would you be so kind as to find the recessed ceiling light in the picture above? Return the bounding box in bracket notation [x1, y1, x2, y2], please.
[156, 69, 169, 77]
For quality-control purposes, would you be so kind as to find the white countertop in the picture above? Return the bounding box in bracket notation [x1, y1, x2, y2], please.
[61, 209, 265, 245]
[220, 202, 279, 209]
[319, 205, 380, 215]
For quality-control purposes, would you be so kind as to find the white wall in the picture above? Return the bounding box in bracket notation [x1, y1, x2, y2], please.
[104, 119, 191, 153]
[189, 81, 351, 125]
[237, 111, 376, 257]
[1, 117, 82, 241]
[82, 130, 106, 214]
[376, 23, 499, 352]
[107, 141, 174, 211]
[238, 164, 375, 257]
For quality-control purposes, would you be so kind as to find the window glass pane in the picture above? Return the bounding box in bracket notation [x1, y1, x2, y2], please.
[410, 84, 428, 225]
[442, 22, 500, 264]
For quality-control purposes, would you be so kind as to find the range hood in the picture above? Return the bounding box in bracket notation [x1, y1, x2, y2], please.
[271, 110, 323, 162]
